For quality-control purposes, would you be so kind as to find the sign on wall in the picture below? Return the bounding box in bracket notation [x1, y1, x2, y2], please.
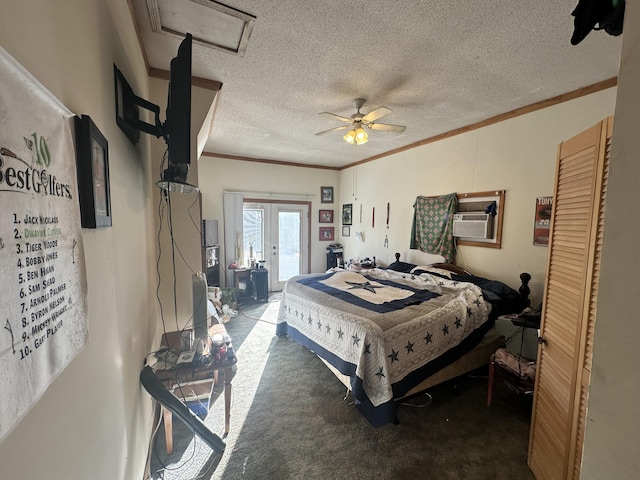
[0, 48, 88, 441]
[534, 196, 553, 246]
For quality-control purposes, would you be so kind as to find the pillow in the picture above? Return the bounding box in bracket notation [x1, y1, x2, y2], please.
[387, 261, 417, 273]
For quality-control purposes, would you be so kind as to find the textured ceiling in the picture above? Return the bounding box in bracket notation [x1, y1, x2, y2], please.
[131, 0, 622, 169]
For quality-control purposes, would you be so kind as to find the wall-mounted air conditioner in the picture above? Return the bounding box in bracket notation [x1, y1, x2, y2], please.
[452, 213, 494, 239]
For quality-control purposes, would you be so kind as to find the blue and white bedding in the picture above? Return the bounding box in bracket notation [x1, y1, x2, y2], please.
[276, 267, 504, 426]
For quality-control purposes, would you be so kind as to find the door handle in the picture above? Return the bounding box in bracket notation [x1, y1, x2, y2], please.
[538, 337, 547, 345]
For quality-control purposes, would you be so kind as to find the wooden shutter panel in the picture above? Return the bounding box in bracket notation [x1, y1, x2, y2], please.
[570, 120, 612, 479]
[528, 117, 612, 480]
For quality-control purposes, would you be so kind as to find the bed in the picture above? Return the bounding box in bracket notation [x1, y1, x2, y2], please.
[275, 253, 529, 426]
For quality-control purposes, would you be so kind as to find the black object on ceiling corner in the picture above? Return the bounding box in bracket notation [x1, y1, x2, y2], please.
[571, 0, 625, 45]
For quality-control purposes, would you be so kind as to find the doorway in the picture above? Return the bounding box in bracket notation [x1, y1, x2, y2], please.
[243, 200, 310, 291]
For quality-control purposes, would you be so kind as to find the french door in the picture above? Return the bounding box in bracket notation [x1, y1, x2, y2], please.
[243, 200, 310, 291]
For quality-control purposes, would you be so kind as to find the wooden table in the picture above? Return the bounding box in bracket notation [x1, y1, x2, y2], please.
[155, 324, 236, 454]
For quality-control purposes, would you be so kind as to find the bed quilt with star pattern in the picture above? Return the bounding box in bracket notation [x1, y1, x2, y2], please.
[276, 267, 495, 426]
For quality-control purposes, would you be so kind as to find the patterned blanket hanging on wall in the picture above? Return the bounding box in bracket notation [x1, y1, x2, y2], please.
[410, 193, 457, 262]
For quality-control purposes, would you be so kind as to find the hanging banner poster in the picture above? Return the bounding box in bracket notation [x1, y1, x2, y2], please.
[0, 48, 88, 441]
[534, 196, 553, 246]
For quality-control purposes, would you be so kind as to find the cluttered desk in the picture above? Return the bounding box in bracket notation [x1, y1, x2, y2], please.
[140, 323, 237, 455]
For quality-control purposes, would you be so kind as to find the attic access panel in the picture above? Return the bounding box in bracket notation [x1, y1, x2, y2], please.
[147, 0, 255, 56]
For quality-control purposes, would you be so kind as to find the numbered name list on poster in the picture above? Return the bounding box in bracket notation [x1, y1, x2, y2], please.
[11, 212, 69, 359]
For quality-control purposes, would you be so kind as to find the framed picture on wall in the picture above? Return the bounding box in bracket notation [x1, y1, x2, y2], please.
[319, 227, 335, 241]
[342, 203, 353, 225]
[74, 115, 112, 228]
[342, 225, 350, 237]
[319, 209, 333, 223]
[320, 186, 334, 203]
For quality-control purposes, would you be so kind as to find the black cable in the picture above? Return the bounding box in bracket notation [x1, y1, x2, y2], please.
[167, 190, 180, 332]
[155, 185, 168, 340]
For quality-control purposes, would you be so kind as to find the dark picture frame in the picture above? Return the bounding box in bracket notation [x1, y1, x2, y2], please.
[319, 209, 334, 223]
[319, 227, 335, 241]
[320, 186, 334, 203]
[74, 115, 112, 228]
[342, 225, 350, 237]
[342, 203, 353, 225]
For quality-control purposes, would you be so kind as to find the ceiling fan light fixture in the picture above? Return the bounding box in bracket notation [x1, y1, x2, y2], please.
[355, 127, 368, 145]
[343, 129, 356, 144]
[322, 99, 404, 146]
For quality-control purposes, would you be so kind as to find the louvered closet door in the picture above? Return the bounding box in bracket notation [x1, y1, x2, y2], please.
[569, 119, 611, 479]
[528, 118, 611, 480]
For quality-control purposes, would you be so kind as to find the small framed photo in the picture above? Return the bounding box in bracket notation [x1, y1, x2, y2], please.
[342, 225, 350, 237]
[74, 115, 112, 228]
[342, 203, 353, 225]
[319, 209, 334, 223]
[319, 227, 335, 241]
[320, 186, 334, 203]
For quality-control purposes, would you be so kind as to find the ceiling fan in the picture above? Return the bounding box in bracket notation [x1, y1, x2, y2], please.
[315, 98, 406, 145]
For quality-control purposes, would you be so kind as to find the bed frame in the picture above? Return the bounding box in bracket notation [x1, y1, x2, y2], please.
[321, 254, 531, 403]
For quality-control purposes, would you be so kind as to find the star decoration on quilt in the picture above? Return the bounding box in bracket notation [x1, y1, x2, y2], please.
[405, 341, 414, 353]
[317, 320, 322, 330]
[337, 328, 344, 340]
[438, 281, 445, 286]
[388, 349, 399, 363]
[424, 332, 433, 344]
[452, 281, 459, 286]
[287, 306, 291, 313]
[352, 334, 361, 346]
[454, 317, 463, 329]
[442, 324, 449, 335]
[375, 367, 385, 379]
[345, 281, 384, 294]
[326, 324, 331, 334]
[308, 314, 313, 326]
[473, 298, 482, 307]
[467, 307, 473, 317]
[364, 343, 371, 354]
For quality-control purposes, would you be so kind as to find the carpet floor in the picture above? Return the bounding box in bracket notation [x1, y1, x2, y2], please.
[149, 295, 535, 480]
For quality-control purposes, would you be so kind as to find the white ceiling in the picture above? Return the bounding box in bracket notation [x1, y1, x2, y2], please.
[131, 0, 623, 169]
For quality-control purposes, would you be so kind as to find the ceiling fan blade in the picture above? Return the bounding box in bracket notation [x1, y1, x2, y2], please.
[319, 112, 353, 123]
[362, 106, 391, 122]
[368, 122, 406, 133]
[315, 125, 351, 136]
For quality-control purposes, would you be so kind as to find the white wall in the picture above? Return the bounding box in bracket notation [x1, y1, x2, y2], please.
[338, 89, 617, 305]
[0, 1, 157, 479]
[582, 1, 640, 477]
[148, 77, 218, 333]
[198, 158, 340, 277]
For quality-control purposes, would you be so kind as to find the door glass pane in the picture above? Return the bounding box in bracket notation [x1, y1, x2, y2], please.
[243, 208, 264, 267]
[278, 211, 300, 281]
